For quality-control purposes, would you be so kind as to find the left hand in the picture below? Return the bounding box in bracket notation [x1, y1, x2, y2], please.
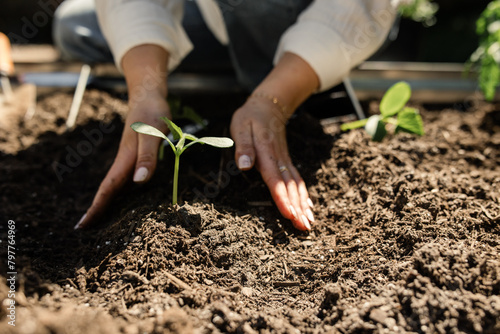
[230, 95, 314, 231]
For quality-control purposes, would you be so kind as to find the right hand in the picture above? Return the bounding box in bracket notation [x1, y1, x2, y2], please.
[231, 96, 313, 231]
[74, 93, 170, 229]
[75, 44, 169, 230]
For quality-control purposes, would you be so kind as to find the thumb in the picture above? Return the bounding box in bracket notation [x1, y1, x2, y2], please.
[133, 132, 162, 183]
[231, 119, 256, 171]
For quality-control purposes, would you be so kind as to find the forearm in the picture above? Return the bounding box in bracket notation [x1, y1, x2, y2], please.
[252, 52, 319, 117]
[122, 44, 169, 105]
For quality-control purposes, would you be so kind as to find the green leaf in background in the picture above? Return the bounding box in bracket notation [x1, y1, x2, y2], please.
[469, 0, 500, 101]
[340, 118, 368, 131]
[480, 54, 500, 101]
[395, 107, 425, 136]
[180, 106, 207, 127]
[379, 82, 412, 117]
[398, 0, 439, 27]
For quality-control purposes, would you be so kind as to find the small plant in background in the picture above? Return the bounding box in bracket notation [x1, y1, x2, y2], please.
[341, 81, 425, 141]
[396, 0, 439, 27]
[131, 118, 234, 205]
[168, 96, 207, 127]
[467, 0, 500, 101]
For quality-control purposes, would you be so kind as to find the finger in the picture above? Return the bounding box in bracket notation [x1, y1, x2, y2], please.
[74, 146, 136, 229]
[231, 116, 255, 170]
[252, 128, 308, 230]
[289, 165, 314, 224]
[256, 150, 303, 229]
[263, 170, 297, 222]
[280, 165, 310, 231]
[133, 132, 162, 183]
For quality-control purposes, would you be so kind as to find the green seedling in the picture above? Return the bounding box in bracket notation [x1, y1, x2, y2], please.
[169, 96, 207, 127]
[340, 81, 425, 141]
[131, 118, 234, 205]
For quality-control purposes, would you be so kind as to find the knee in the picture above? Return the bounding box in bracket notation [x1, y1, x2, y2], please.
[52, 0, 97, 59]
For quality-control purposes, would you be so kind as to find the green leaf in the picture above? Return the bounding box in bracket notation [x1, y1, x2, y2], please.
[176, 136, 186, 150]
[395, 108, 425, 136]
[180, 106, 207, 127]
[379, 82, 412, 117]
[340, 118, 368, 131]
[168, 98, 182, 118]
[364, 115, 387, 142]
[161, 117, 183, 140]
[184, 133, 199, 142]
[479, 55, 500, 101]
[158, 143, 165, 161]
[197, 137, 234, 148]
[131, 122, 169, 141]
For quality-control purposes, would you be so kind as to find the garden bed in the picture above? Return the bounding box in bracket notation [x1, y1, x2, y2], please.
[0, 89, 499, 333]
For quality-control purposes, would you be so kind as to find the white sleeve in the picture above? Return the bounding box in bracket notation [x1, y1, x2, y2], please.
[274, 0, 397, 92]
[95, 0, 192, 72]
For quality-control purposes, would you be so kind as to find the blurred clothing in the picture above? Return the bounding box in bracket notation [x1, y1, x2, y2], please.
[54, 0, 397, 91]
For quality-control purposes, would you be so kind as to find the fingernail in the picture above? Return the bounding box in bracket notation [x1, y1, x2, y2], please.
[74, 213, 86, 230]
[133, 167, 148, 182]
[307, 198, 314, 208]
[306, 208, 315, 223]
[289, 205, 297, 220]
[238, 155, 251, 169]
[302, 215, 311, 230]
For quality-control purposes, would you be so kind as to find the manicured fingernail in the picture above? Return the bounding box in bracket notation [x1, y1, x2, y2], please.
[289, 205, 297, 220]
[238, 155, 251, 169]
[302, 215, 311, 230]
[307, 198, 314, 208]
[306, 208, 315, 223]
[74, 213, 86, 230]
[133, 167, 148, 182]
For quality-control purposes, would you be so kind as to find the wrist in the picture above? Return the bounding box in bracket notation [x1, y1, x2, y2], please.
[248, 91, 288, 115]
[123, 44, 169, 103]
[253, 52, 319, 114]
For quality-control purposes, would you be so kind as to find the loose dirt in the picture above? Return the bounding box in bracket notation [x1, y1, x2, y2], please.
[0, 89, 499, 333]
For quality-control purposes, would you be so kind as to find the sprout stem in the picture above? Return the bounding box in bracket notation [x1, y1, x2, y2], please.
[172, 152, 180, 205]
[159, 142, 165, 161]
[385, 117, 398, 126]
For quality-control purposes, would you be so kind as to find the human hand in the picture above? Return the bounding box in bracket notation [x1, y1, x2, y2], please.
[74, 94, 170, 229]
[230, 96, 314, 231]
[74, 44, 169, 230]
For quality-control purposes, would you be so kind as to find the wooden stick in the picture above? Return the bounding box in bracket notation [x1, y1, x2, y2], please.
[163, 271, 191, 291]
[0, 75, 13, 102]
[66, 64, 91, 129]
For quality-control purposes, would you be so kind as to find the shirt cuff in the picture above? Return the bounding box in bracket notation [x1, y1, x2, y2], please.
[274, 21, 351, 92]
[274, 1, 396, 92]
[97, 1, 193, 72]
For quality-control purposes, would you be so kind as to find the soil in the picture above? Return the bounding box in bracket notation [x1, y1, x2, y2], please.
[0, 88, 499, 334]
